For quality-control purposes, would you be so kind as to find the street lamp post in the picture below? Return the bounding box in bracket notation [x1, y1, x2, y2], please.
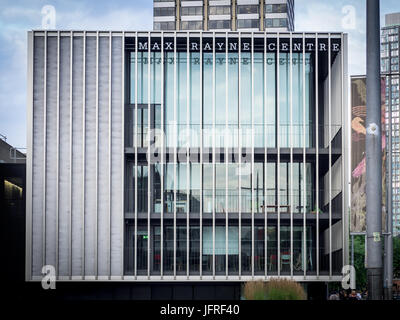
[366, 0, 383, 300]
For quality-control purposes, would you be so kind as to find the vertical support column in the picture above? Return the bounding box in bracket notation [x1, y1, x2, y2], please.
[277, 33, 281, 277]
[42, 31, 47, 271]
[82, 31, 86, 278]
[251, 32, 255, 279]
[341, 33, 347, 279]
[121, 31, 126, 278]
[264, 33, 268, 279]
[161, 32, 165, 279]
[69, 31, 74, 279]
[328, 33, 332, 279]
[95, 31, 99, 279]
[315, 33, 320, 278]
[134, 32, 138, 279]
[343, 33, 350, 272]
[342, 33, 350, 277]
[212, 32, 216, 279]
[225, 31, 229, 279]
[173, 32, 177, 279]
[289, 33, 293, 278]
[204, 0, 208, 31]
[365, 0, 384, 297]
[56, 31, 60, 279]
[232, 0, 236, 31]
[186, 32, 190, 279]
[302, 34, 307, 278]
[200, 33, 203, 279]
[238, 33, 242, 279]
[108, 31, 112, 279]
[147, 32, 151, 279]
[26, 31, 34, 281]
[176, 0, 181, 31]
[260, 0, 264, 31]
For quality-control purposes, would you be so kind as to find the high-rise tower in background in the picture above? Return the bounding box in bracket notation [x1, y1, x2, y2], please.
[381, 12, 400, 236]
[153, 0, 294, 32]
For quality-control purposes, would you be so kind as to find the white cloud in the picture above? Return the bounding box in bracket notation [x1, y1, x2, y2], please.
[57, 7, 153, 30]
[0, 5, 153, 148]
[295, 0, 366, 75]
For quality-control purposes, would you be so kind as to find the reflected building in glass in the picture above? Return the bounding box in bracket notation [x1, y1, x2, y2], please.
[26, 30, 349, 291]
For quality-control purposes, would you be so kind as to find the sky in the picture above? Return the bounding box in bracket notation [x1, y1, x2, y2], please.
[0, 0, 399, 148]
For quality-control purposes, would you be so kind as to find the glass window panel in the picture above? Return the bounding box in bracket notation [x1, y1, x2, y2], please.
[177, 52, 187, 148]
[189, 225, 200, 273]
[203, 164, 213, 213]
[216, 163, 226, 213]
[267, 226, 277, 272]
[241, 225, 252, 273]
[163, 225, 174, 273]
[266, 52, 276, 147]
[153, 226, 161, 273]
[279, 52, 290, 147]
[176, 226, 187, 273]
[253, 163, 264, 214]
[190, 52, 201, 147]
[138, 164, 148, 213]
[154, 164, 162, 213]
[228, 164, 239, 212]
[215, 226, 226, 273]
[190, 163, 201, 213]
[228, 53, 239, 148]
[254, 226, 265, 273]
[165, 52, 174, 147]
[240, 52, 251, 148]
[164, 163, 174, 213]
[202, 226, 212, 273]
[137, 52, 149, 104]
[241, 165, 251, 213]
[254, 52, 265, 147]
[177, 163, 187, 213]
[203, 52, 213, 148]
[137, 224, 148, 272]
[124, 222, 134, 275]
[216, 52, 226, 148]
[266, 162, 276, 209]
[228, 224, 239, 274]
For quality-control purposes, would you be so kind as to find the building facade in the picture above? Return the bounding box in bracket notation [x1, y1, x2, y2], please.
[26, 31, 348, 286]
[153, 0, 294, 32]
[382, 13, 400, 236]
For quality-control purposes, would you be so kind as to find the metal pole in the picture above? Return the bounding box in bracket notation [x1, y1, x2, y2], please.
[351, 234, 354, 267]
[366, 0, 383, 300]
[384, 73, 393, 300]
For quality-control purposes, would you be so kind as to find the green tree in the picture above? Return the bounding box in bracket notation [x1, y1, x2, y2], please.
[352, 235, 367, 289]
[350, 235, 400, 288]
[394, 236, 400, 279]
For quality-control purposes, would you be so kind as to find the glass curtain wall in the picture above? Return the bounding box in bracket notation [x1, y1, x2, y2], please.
[125, 35, 322, 277]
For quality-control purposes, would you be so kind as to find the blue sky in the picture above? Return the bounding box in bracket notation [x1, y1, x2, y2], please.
[0, 0, 399, 148]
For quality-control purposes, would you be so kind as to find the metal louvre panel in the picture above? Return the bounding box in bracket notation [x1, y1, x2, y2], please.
[71, 36, 84, 276]
[84, 36, 97, 276]
[58, 36, 71, 277]
[45, 35, 58, 269]
[32, 35, 45, 277]
[97, 36, 110, 276]
[111, 36, 123, 277]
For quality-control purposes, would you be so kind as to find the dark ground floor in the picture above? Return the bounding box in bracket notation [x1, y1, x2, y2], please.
[15, 281, 328, 301]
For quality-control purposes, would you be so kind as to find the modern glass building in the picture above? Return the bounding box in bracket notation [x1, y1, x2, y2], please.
[153, 0, 294, 32]
[26, 31, 349, 287]
[382, 13, 400, 236]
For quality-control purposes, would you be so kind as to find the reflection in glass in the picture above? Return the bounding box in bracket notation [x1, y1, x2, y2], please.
[241, 226, 251, 273]
[203, 164, 213, 213]
[189, 225, 200, 273]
